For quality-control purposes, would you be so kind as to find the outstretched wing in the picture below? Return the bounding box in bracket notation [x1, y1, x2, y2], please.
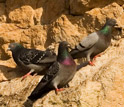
[28, 61, 59, 100]
[18, 49, 56, 65]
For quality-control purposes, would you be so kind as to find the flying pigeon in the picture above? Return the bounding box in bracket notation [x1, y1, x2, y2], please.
[28, 41, 77, 101]
[70, 18, 117, 65]
[7, 43, 56, 79]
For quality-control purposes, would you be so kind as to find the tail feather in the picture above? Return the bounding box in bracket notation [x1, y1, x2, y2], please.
[70, 49, 86, 59]
[23, 99, 33, 107]
[70, 49, 79, 59]
[28, 87, 51, 101]
[24, 84, 52, 106]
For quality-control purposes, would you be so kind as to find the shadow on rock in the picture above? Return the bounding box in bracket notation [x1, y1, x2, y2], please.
[77, 61, 89, 71]
[0, 65, 30, 81]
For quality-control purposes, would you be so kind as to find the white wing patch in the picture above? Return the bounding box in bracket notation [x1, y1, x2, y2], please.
[36, 52, 46, 63]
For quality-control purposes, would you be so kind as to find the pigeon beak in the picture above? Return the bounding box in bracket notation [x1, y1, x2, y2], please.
[114, 24, 121, 29]
[7, 47, 11, 51]
[115, 23, 118, 27]
[67, 44, 72, 50]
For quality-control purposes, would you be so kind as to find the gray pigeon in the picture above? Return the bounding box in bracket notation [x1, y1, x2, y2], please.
[8, 43, 56, 79]
[27, 41, 77, 101]
[70, 18, 117, 65]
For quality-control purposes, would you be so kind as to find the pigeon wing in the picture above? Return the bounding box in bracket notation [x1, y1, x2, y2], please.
[76, 32, 99, 51]
[18, 49, 56, 65]
[28, 61, 59, 100]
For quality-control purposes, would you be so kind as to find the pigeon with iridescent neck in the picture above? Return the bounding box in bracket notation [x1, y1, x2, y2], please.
[27, 41, 77, 101]
[8, 43, 56, 79]
[70, 18, 117, 65]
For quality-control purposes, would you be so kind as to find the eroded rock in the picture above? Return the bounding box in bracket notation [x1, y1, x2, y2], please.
[0, 3, 6, 23]
[8, 6, 34, 28]
[0, 0, 124, 107]
[69, 0, 124, 15]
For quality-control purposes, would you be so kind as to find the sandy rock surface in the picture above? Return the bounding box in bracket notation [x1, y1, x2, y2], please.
[0, 0, 124, 107]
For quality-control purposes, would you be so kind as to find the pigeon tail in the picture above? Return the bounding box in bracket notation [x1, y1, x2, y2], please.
[28, 87, 51, 101]
[23, 99, 33, 107]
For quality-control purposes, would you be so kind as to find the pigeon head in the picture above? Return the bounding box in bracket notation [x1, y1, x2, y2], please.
[105, 18, 117, 27]
[57, 41, 75, 65]
[100, 18, 117, 35]
[8, 43, 24, 52]
[58, 41, 70, 50]
[58, 41, 71, 55]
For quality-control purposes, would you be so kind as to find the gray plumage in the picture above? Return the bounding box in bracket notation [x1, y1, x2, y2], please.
[8, 43, 56, 75]
[70, 18, 117, 64]
[28, 41, 77, 101]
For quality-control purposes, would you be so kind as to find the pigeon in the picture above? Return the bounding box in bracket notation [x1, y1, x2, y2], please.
[27, 41, 77, 101]
[7, 43, 57, 79]
[70, 18, 117, 65]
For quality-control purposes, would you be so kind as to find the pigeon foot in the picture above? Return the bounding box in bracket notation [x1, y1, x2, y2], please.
[93, 54, 101, 61]
[21, 72, 32, 81]
[55, 88, 64, 94]
[89, 61, 95, 66]
[33, 73, 37, 77]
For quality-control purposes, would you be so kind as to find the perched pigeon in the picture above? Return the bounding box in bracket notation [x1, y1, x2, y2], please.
[70, 18, 117, 65]
[8, 43, 56, 79]
[28, 41, 77, 101]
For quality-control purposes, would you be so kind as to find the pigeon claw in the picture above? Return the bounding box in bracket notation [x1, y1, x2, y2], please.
[21, 72, 32, 81]
[93, 54, 101, 61]
[33, 73, 37, 77]
[55, 88, 64, 94]
[89, 61, 95, 66]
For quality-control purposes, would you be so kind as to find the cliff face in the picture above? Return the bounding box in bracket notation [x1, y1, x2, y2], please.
[0, 0, 124, 106]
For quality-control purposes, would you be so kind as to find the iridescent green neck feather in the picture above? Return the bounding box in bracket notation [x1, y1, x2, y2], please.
[100, 25, 112, 35]
[57, 47, 75, 65]
[58, 48, 70, 61]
